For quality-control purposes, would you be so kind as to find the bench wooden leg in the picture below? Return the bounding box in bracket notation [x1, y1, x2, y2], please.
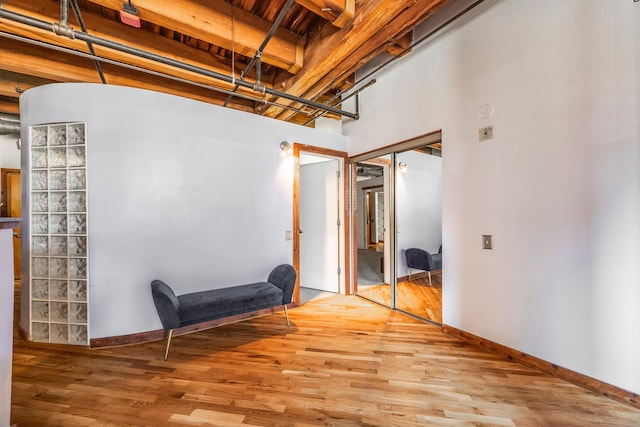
[164, 329, 173, 361]
[284, 304, 290, 327]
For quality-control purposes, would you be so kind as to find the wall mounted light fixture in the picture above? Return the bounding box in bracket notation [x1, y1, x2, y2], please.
[398, 162, 408, 171]
[280, 141, 293, 154]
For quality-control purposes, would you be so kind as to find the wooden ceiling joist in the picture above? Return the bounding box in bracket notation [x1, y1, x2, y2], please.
[260, 0, 451, 121]
[85, 0, 306, 72]
[0, 38, 257, 113]
[387, 30, 413, 58]
[295, 0, 354, 28]
[0, 0, 275, 96]
[0, 97, 19, 115]
[0, 71, 54, 100]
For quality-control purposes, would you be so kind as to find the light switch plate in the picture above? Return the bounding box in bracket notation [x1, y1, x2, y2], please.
[482, 234, 492, 249]
[285, 230, 292, 240]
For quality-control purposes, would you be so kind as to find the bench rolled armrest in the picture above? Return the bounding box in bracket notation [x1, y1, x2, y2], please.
[268, 264, 296, 305]
[151, 279, 181, 330]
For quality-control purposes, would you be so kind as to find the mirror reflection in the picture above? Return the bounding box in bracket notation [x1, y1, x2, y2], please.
[354, 155, 392, 308]
[353, 137, 442, 324]
[395, 145, 442, 323]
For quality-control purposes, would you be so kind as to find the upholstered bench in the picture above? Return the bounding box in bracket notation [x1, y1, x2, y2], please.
[151, 264, 296, 360]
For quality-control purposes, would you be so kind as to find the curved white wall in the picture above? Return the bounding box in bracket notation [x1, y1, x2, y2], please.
[344, 0, 640, 394]
[20, 83, 347, 339]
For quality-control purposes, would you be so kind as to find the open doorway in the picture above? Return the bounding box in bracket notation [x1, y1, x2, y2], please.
[294, 145, 349, 305]
[1, 168, 21, 280]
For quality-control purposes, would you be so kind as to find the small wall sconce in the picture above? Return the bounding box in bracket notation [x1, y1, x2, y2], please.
[280, 141, 293, 154]
[398, 162, 407, 171]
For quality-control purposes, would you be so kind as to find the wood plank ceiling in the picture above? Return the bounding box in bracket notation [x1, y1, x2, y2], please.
[0, 0, 451, 125]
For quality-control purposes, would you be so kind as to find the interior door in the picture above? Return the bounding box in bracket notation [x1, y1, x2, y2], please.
[299, 157, 340, 292]
[1, 169, 21, 279]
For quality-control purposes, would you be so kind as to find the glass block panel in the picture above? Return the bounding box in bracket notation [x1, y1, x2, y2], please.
[32, 279, 49, 300]
[32, 170, 48, 190]
[50, 258, 68, 279]
[69, 281, 87, 301]
[68, 124, 85, 145]
[68, 236, 86, 256]
[31, 192, 48, 212]
[49, 192, 67, 212]
[31, 126, 48, 147]
[49, 170, 67, 190]
[32, 236, 48, 256]
[50, 280, 68, 300]
[49, 147, 67, 168]
[69, 303, 87, 324]
[29, 122, 88, 347]
[50, 302, 68, 323]
[32, 322, 49, 343]
[50, 236, 68, 256]
[68, 214, 86, 234]
[68, 192, 86, 212]
[50, 323, 68, 344]
[32, 214, 49, 234]
[32, 257, 49, 277]
[50, 214, 67, 234]
[68, 169, 86, 190]
[69, 325, 87, 345]
[32, 148, 47, 168]
[69, 258, 87, 279]
[68, 146, 86, 167]
[49, 125, 67, 146]
[32, 301, 49, 322]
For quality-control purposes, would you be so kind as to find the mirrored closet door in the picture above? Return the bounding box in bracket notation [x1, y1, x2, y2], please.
[352, 132, 442, 324]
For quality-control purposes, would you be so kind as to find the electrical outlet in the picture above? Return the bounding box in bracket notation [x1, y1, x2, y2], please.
[482, 235, 492, 250]
[479, 126, 493, 142]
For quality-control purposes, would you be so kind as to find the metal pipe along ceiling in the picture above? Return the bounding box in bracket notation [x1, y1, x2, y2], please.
[0, 6, 359, 120]
[0, 119, 20, 135]
[223, 0, 297, 107]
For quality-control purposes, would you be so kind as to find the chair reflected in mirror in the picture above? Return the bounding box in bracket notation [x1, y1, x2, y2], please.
[405, 246, 442, 287]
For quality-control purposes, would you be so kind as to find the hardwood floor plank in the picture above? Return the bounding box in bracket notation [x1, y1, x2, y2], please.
[11, 294, 640, 426]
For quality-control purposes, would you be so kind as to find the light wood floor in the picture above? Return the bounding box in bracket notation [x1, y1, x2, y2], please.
[357, 273, 442, 323]
[11, 292, 640, 426]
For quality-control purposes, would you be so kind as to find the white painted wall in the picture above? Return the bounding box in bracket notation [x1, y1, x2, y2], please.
[0, 134, 21, 170]
[396, 151, 442, 277]
[344, 0, 640, 394]
[20, 83, 347, 339]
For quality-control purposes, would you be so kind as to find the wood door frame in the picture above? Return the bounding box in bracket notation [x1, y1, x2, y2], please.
[293, 143, 350, 304]
[0, 168, 20, 217]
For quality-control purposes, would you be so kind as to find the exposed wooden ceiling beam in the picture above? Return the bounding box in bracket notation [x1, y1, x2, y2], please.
[1, 0, 274, 94]
[387, 30, 413, 58]
[259, 0, 450, 121]
[0, 38, 257, 113]
[0, 71, 54, 99]
[0, 96, 20, 115]
[295, 0, 354, 28]
[85, 0, 305, 72]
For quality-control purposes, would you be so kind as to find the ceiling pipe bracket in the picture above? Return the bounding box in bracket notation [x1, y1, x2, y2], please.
[52, 22, 75, 38]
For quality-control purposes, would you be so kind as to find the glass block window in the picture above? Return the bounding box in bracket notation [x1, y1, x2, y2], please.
[29, 123, 88, 345]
